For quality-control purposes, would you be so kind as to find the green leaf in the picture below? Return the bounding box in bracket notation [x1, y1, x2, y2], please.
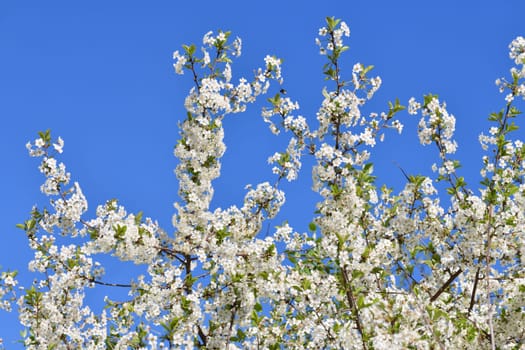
[267, 93, 281, 107]
[371, 266, 383, 274]
[352, 270, 364, 279]
[308, 222, 317, 232]
[423, 94, 439, 107]
[488, 112, 500, 121]
[357, 294, 365, 308]
[27, 219, 36, 230]
[183, 44, 196, 56]
[216, 228, 230, 244]
[363, 65, 374, 74]
[134, 211, 143, 225]
[180, 296, 192, 313]
[330, 183, 342, 198]
[265, 244, 276, 257]
[37, 129, 52, 143]
[301, 278, 311, 290]
[361, 245, 372, 260]
[254, 302, 262, 312]
[324, 68, 336, 79]
[113, 224, 127, 240]
[325, 17, 341, 31]
[505, 121, 519, 132]
[508, 106, 521, 118]
[231, 328, 246, 342]
[505, 184, 519, 197]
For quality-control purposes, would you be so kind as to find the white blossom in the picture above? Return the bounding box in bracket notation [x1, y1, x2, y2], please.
[172, 50, 187, 74]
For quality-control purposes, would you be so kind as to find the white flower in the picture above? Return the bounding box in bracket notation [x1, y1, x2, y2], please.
[53, 137, 64, 153]
[223, 63, 232, 83]
[35, 138, 45, 147]
[392, 120, 404, 134]
[202, 31, 215, 45]
[264, 55, 282, 81]
[509, 36, 525, 65]
[173, 50, 187, 74]
[202, 48, 210, 66]
[408, 97, 421, 115]
[232, 37, 242, 57]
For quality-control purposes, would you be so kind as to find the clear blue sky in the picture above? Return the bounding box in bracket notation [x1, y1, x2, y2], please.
[1, 1, 524, 347]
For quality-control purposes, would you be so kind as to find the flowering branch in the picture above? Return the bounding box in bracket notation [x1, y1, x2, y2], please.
[1, 18, 524, 350]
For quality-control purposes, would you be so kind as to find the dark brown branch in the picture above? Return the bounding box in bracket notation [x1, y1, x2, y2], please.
[468, 267, 481, 316]
[341, 267, 368, 350]
[183, 254, 193, 294]
[89, 278, 132, 288]
[430, 268, 462, 302]
[197, 324, 207, 348]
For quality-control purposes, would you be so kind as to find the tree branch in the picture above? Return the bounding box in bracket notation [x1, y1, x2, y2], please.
[430, 268, 462, 303]
[341, 267, 367, 350]
[468, 267, 481, 316]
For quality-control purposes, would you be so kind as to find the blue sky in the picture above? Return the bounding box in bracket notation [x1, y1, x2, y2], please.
[1, 1, 525, 347]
